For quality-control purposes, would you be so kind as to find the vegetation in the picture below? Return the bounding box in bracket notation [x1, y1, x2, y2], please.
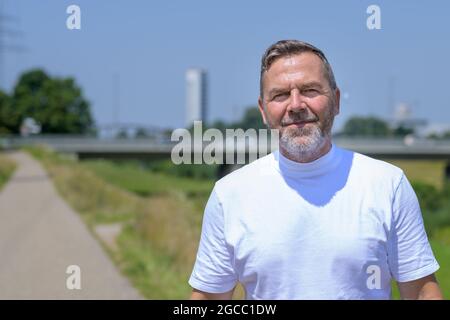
[427, 131, 450, 140]
[207, 106, 265, 133]
[0, 154, 16, 190]
[386, 159, 447, 190]
[0, 69, 94, 135]
[338, 116, 416, 137]
[386, 159, 450, 299]
[341, 116, 391, 137]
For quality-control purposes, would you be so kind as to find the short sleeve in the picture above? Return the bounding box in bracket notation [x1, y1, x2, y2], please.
[188, 188, 238, 293]
[387, 173, 440, 282]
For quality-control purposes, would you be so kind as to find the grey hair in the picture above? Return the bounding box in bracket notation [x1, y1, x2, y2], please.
[259, 40, 337, 98]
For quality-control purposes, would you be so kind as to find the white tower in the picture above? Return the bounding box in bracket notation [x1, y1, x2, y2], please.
[185, 68, 207, 128]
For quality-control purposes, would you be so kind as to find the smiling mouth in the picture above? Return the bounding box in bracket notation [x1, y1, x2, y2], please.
[285, 120, 317, 126]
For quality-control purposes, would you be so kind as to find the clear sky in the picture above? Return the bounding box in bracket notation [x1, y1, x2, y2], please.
[2, 0, 450, 132]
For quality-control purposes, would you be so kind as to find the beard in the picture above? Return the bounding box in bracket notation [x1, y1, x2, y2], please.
[277, 105, 335, 162]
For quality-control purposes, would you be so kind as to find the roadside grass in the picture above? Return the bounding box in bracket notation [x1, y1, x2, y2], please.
[25, 146, 204, 299]
[0, 153, 16, 191]
[83, 160, 214, 198]
[82, 159, 213, 229]
[384, 159, 446, 190]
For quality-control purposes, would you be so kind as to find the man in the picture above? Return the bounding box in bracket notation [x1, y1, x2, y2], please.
[189, 40, 443, 299]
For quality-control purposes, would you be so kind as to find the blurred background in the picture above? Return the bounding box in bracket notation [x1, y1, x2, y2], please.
[0, 0, 449, 299]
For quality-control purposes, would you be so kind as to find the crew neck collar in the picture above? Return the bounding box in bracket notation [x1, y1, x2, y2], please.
[273, 143, 341, 178]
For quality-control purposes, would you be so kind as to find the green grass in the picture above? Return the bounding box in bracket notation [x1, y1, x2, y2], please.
[83, 160, 214, 198]
[0, 153, 16, 190]
[431, 237, 450, 299]
[116, 224, 191, 299]
[390, 228, 450, 300]
[423, 204, 450, 237]
[384, 159, 446, 190]
[82, 159, 214, 227]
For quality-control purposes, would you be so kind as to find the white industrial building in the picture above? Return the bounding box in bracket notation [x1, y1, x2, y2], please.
[185, 68, 207, 128]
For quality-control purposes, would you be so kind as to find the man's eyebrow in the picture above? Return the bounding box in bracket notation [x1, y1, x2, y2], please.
[267, 87, 288, 97]
[301, 81, 323, 88]
[267, 82, 324, 97]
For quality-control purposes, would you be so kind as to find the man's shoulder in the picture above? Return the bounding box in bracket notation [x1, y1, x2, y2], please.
[215, 152, 275, 192]
[345, 147, 405, 184]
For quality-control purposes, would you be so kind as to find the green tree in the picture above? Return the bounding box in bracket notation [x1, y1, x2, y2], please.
[392, 125, 414, 137]
[134, 127, 149, 138]
[207, 119, 227, 133]
[341, 116, 391, 137]
[6, 69, 94, 134]
[0, 90, 13, 134]
[116, 129, 129, 139]
[234, 106, 265, 130]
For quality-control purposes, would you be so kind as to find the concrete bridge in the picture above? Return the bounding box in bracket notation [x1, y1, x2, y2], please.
[2, 135, 450, 179]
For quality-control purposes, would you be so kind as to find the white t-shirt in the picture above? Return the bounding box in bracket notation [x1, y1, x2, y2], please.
[188, 144, 439, 299]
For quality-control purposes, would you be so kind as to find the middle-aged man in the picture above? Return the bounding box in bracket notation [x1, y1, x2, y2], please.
[188, 40, 443, 299]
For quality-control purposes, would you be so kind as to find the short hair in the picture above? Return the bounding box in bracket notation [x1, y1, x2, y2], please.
[260, 40, 337, 98]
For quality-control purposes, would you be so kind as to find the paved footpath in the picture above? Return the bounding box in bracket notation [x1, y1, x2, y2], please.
[0, 151, 142, 299]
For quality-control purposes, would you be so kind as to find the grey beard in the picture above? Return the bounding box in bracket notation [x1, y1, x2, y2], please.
[279, 123, 329, 162]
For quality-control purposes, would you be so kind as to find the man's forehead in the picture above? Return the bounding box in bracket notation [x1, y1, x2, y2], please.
[265, 53, 325, 86]
[268, 53, 323, 75]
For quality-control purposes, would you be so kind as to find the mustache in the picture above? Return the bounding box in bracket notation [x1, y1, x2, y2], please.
[281, 113, 319, 126]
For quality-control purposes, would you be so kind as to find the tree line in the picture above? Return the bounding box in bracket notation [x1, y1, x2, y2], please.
[0, 69, 94, 135]
[207, 107, 430, 138]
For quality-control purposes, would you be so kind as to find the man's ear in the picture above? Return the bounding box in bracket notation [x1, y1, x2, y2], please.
[334, 88, 340, 116]
[258, 97, 268, 125]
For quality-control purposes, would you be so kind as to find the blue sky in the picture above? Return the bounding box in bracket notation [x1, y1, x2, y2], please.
[2, 0, 450, 132]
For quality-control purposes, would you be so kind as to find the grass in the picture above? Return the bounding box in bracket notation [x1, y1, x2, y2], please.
[83, 160, 214, 197]
[116, 224, 192, 299]
[431, 238, 450, 299]
[391, 234, 450, 300]
[384, 159, 447, 190]
[0, 153, 16, 191]
[82, 159, 214, 230]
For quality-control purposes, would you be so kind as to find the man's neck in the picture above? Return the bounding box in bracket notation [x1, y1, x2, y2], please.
[280, 140, 332, 163]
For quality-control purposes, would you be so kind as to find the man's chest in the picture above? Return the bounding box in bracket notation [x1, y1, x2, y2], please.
[225, 188, 392, 283]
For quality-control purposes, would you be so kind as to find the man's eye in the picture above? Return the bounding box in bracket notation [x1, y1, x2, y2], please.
[273, 93, 289, 101]
[302, 89, 320, 97]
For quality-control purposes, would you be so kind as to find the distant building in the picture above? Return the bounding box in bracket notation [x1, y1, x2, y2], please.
[185, 68, 207, 128]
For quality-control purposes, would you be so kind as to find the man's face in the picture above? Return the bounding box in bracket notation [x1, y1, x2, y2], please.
[258, 52, 340, 157]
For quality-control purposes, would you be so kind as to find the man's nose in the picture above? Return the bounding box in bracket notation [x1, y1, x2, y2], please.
[287, 89, 307, 113]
